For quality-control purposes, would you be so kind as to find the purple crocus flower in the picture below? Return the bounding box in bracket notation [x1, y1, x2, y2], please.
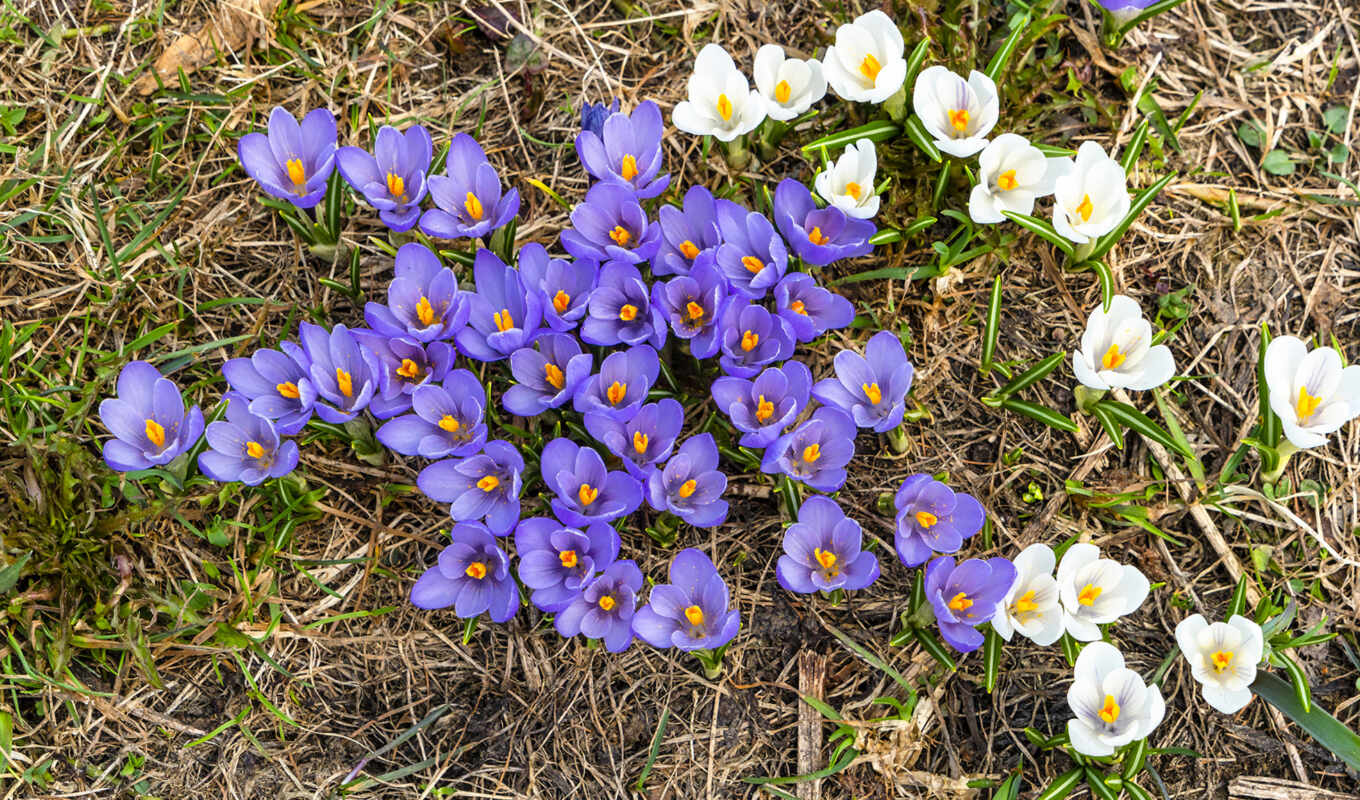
[417, 439, 524, 535]
[632, 548, 740, 652]
[561, 182, 661, 264]
[539, 438, 642, 526]
[236, 106, 337, 209]
[1099, 0, 1158, 23]
[409, 522, 519, 622]
[811, 331, 913, 433]
[298, 322, 383, 423]
[585, 398, 684, 479]
[892, 474, 986, 567]
[581, 261, 667, 348]
[198, 400, 299, 486]
[715, 202, 788, 298]
[421, 133, 519, 240]
[364, 243, 469, 343]
[518, 243, 597, 333]
[773, 273, 855, 343]
[573, 345, 659, 421]
[761, 407, 856, 492]
[502, 334, 593, 417]
[772, 178, 875, 266]
[710, 361, 811, 448]
[221, 342, 316, 436]
[717, 301, 795, 378]
[376, 370, 487, 459]
[646, 433, 729, 527]
[925, 556, 1017, 652]
[652, 185, 723, 277]
[352, 331, 454, 419]
[515, 517, 620, 612]
[776, 496, 880, 594]
[555, 559, 643, 652]
[580, 98, 620, 137]
[98, 361, 205, 472]
[653, 255, 728, 358]
[455, 249, 542, 362]
[575, 100, 670, 199]
[336, 124, 432, 231]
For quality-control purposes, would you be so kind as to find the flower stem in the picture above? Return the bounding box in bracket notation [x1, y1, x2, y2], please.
[1068, 240, 1096, 268]
[886, 421, 911, 454]
[1261, 440, 1299, 484]
[723, 136, 752, 170]
[776, 475, 803, 522]
[1074, 385, 1106, 414]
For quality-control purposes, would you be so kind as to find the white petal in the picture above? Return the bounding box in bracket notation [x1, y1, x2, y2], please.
[1015, 543, 1057, 578]
[969, 184, 1004, 224]
[1125, 345, 1176, 391]
[1067, 719, 1115, 757]
[752, 44, 784, 96]
[1073, 352, 1109, 390]
[1263, 336, 1307, 416]
[1174, 614, 1208, 657]
[1280, 418, 1328, 449]
[1140, 684, 1166, 736]
[1202, 684, 1253, 714]
[671, 101, 715, 136]
[1028, 608, 1065, 646]
[991, 609, 1015, 640]
[1074, 641, 1125, 685]
[1032, 156, 1073, 197]
[1114, 564, 1150, 615]
[936, 136, 989, 158]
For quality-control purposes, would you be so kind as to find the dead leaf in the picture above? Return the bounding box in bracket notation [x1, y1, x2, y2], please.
[132, 0, 283, 96]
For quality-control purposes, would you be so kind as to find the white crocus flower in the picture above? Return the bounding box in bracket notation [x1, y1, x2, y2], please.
[752, 45, 826, 122]
[1052, 141, 1130, 244]
[1174, 614, 1263, 714]
[911, 65, 999, 158]
[821, 10, 907, 105]
[1056, 543, 1150, 642]
[991, 543, 1063, 646]
[1067, 641, 1166, 757]
[672, 44, 766, 142]
[969, 133, 1070, 224]
[1263, 336, 1360, 449]
[813, 138, 879, 219]
[1072, 295, 1176, 392]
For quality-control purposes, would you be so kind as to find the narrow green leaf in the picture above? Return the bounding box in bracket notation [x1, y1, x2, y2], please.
[1060, 632, 1080, 667]
[1123, 780, 1155, 800]
[980, 276, 1003, 375]
[913, 627, 958, 671]
[1034, 768, 1083, 800]
[802, 120, 901, 154]
[983, 626, 1003, 693]
[324, 168, 343, 242]
[634, 706, 670, 791]
[903, 115, 943, 162]
[1000, 397, 1080, 433]
[1152, 386, 1204, 487]
[986, 14, 1031, 82]
[1002, 210, 1075, 256]
[1117, 0, 1191, 34]
[0, 552, 31, 594]
[1120, 737, 1149, 780]
[993, 769, 1023, 800]
[993, 352, 1065, 399]
[1226, 575, 1249, 620]
[1278, 653, 1313, 713]
[1120, 119, 1150, 172]
[1093, 399, 1191, 457]
[824, 621, 917, 693]
[869, 228, 904, 245]
[1089, 172, 1176, 260]
[1085, 769, 1118, 800]
[1088, 259, 1115, 310]
[1251, 671, 1360, 770]
[1257, 322, 1282, 454]
[931, 159, 953, 210]
[903, 38, 932, 91]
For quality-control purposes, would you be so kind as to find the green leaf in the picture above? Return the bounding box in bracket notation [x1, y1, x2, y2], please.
[903, 115, 944, 162]
[1120, 119, 1150, 172]
[1084, 769, 1118, 800]
[1000, 397, 1080, 433]
[1237, 121, 1264, 149]
[1034, 768, 1083, 800]
[1122, 780, 1155, 800]
[903, 38, 932, 92]
[1088, 259, 1115, 309]
[1276, 652, 1313, 713]
[1002, 210, 1075, 256]
[1251, 670, 1360, 771]
[913, 627, 958, 671]
[980, 276, 1003, 375]
[1115, 0, 1189, 34]
[1092, 399, 1192, 457]
[983, 626, 1003, 693]
[992, 352, 1066, 399]
[1323, 106, 1348, 135]
[1120, 737, 1149, 780]
[1257, 323, 1282, 455]
[1151, 386, 1205, 486]
[993, 769, 1023, 800]
[824, 621, 917, 693]
[802, 120, 901, 154]
[634, 707, 670, 791]
[1089, 172, 1176, 261]
[0, 551, 31, 594]
[931, 159, 953, 210]
[985, 13, 1031, 83]
[1261, 150, 1295, 175]
[1226, 574, 1250, 620]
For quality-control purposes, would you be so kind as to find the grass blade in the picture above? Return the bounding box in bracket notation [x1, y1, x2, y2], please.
[1093, 399, 1191, 457]
[903, 38, 932, 91]
[980, 276, 1003, 375]
[801, 120, 901, 153]
[1034, 768, 1083, 800]
[1000, 397, 1079, 433]
[985, 13, 1031, 83]
[823, 621, 917, 692]
[992, 352, 1065, 399]
[1002, 210, 1074, 256]
[1120, 119, 1150, 173]
[902, 115, 943, 162]
[634, 706, 670, 791]
[1251, 670, 1360, 770]
[983, 626, 1002, 693]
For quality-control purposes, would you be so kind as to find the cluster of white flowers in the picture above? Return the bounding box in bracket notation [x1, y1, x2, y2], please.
[992, 542, 1149, 647]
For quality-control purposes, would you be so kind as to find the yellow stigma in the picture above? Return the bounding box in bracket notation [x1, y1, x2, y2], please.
[544, 362, 565, 390]
[1012, 589, 1039, 615]
[1075, 194, 1094, 223]
[1098, 694, 1121, 724]
[997, 169, 1018, 191]
[598, 595, 616, 611]
[439, 415, 461, 433]
[465, 561, 487, 580]
[559, 549, 578, 569]
[386, 171, 406, 201]
[606, 380, 627, 405]
[277, 381, 300, 399]
[416, 296, 436, 327]
[477, 475, 500, 492]
[862, 382, 882, 405]
[286, 157, 306, 187]
[844, 181, 862, 200]
[684, 604, 705, 626]
[742, 255, 764, 274]
[245, 440, 265, 459]
[396, 358, 422, 379]
[1211, 650, 1234, 673]
[493, 308, 514, 332]
[741, 330, 760, 352]
[948, 591, 974, 612]
[790, 300, 807, 316]
[686, 301, 705, 321]
[859, 53, 882, 82]
[679, 240, 700, 260]
[335, 367, 354, 398]
[609, 225, 632, 246]
[1078, 583, 1103, 606]
[633, 431, 649, 454]
[1296, 385, 1323, 421]
[552, 290, 572, 314]
[775, 79, 792, 104]
[678, 478, 697, 498]
[807, 227, 828, 246]
[948, 108, 971, 132]
[464, 191, 484, 220]
[814, 548, 837, 571]
[801, 443, 821, 463]
[915, 511, 937, 529]
[716, 93, 733, 121]
[620, 154, 639, 182]
[1101, 343, 1126, 370]
[619, 304, 638, 322]
[578, 483, 599, 506]
[755, 395, 774, 422]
